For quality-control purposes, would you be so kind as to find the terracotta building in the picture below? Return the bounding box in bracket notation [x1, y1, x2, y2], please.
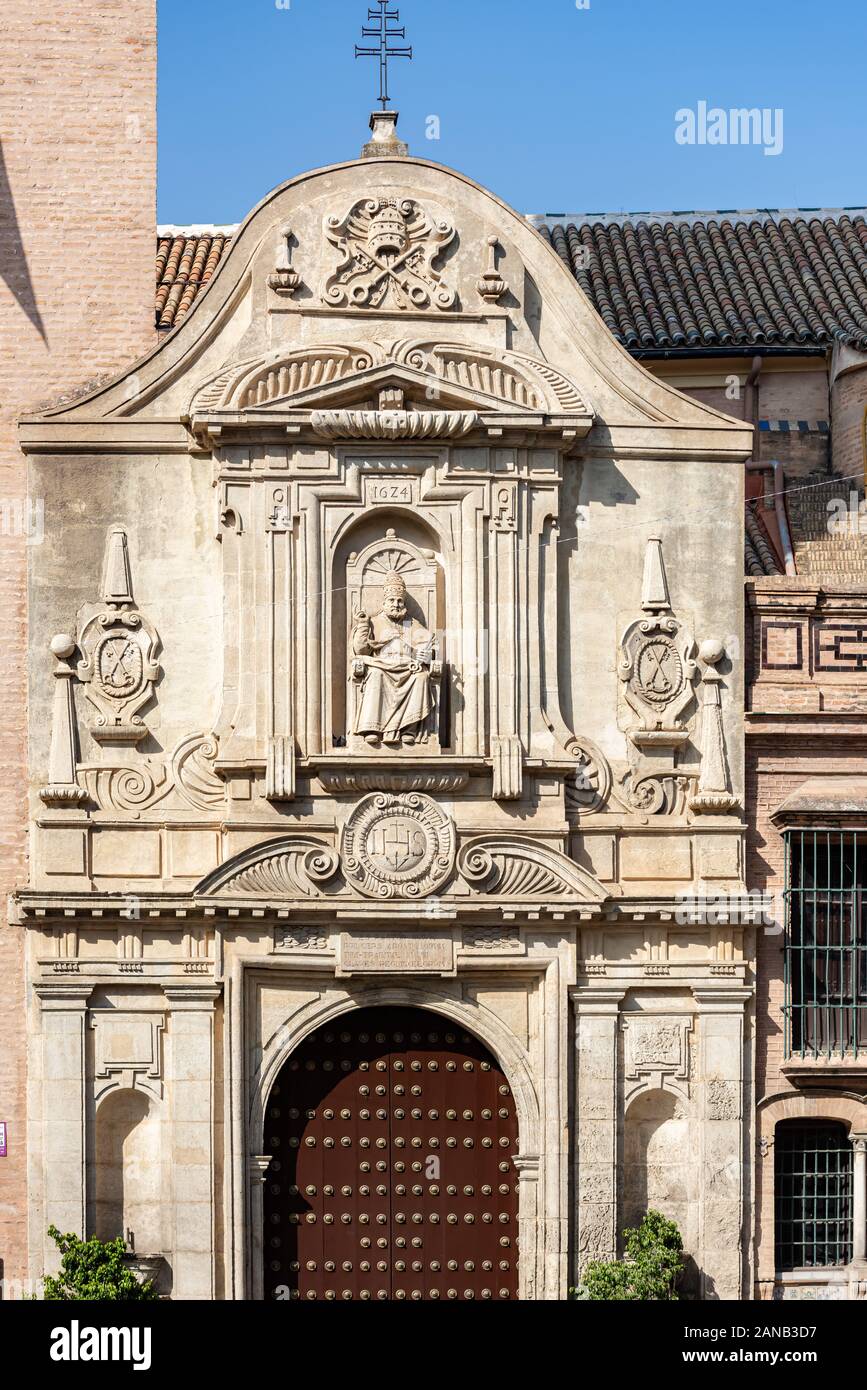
[1, 2, 866, 1302]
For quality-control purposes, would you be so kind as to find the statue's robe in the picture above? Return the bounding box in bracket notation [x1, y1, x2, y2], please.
[353, 612, 434, 740]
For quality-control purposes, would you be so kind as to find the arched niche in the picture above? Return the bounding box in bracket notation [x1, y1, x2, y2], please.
[331, 512, 449, 749]
[623, 1087, 699, 1282]
[92, 1088, 164, 1255]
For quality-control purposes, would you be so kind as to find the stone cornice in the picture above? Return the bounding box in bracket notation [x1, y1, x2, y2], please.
[18, 421, 191, 455]
[13, 889, 761, 927]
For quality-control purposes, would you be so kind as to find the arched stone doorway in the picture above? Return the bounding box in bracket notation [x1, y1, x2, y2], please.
[262, 1006, 519, 1302]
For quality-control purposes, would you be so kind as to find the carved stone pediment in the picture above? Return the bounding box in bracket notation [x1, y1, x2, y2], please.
[456, 835, 609, 904]
[193, 826, 608, 910]
[188, 340, 593, 443]
[196, 838, 340, 900]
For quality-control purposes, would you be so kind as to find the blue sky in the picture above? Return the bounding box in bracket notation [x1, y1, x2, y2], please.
[158, 0, 867, 225]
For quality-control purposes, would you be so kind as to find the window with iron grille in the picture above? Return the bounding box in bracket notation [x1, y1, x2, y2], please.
[783, 830, 867, 1058]
[774, 1122, 853, 1270]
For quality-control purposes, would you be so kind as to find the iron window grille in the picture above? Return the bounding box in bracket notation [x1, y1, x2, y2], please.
[783, 830, 867, 1059]
[774, 1121, 853, 1271]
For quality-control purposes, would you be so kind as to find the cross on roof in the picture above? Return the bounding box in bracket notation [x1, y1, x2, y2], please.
[355, 1, 413, 111]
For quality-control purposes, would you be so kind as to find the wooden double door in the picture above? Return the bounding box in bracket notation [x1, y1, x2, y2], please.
[263, 1007, 519, 1301]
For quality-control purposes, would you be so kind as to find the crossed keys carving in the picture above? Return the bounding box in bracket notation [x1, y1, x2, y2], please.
[641, 641, 676, 695]
[353, 240, 430, 310]
[635, 637, 684, 706]
[97, 635, 143, 696]
[323, 198, 457, 312]
[100, 638, 139, 692]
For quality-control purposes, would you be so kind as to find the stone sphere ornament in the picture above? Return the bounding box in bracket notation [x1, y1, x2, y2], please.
[50, 633, 76, 660]
[699, 637, 726, 667]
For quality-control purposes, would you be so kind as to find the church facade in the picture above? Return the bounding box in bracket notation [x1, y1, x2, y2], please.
[6, 3, 867, 1306]
[15, 111, 757, 1301]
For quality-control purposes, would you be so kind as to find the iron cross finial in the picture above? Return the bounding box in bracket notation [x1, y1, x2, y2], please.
[355, 1, 413, 110]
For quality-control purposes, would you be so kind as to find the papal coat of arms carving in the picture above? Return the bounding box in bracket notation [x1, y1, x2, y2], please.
[322, 197, 457, 312]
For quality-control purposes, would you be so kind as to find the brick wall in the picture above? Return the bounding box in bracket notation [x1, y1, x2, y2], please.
[831, 354, 867, 488]
[747, 736, 867, 1099]
[747, 564, 867, 1290]
[0, 0, 156, 1285]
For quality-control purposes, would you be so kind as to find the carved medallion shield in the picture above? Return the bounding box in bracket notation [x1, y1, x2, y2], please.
[340, 792, 456, 899]
[96, 634, 144, 699]
[635, 636, 684, 706]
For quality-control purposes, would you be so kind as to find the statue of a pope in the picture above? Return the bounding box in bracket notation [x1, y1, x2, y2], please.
[351, 571, 435, 747]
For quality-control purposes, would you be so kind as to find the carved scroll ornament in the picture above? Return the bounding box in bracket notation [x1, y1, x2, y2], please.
[456, 835, 607, 903]
[322, 198, 457, 312]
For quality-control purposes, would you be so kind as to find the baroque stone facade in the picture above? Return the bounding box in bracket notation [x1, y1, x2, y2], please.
[12, 112, 760, 1300]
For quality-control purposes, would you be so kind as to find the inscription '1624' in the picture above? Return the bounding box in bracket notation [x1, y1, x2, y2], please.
[369, 482, 413, 504]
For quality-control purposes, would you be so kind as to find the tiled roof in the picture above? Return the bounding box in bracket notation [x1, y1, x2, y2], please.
[745, 503, 782, 577]
[532, 209, 867, 353]
[156, 228, 234, 331]
[157, 209, 867, 351]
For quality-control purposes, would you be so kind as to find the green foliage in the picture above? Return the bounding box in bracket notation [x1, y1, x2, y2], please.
[41, 1227, 158, 1302]
[571, 1210, 684, 1301]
